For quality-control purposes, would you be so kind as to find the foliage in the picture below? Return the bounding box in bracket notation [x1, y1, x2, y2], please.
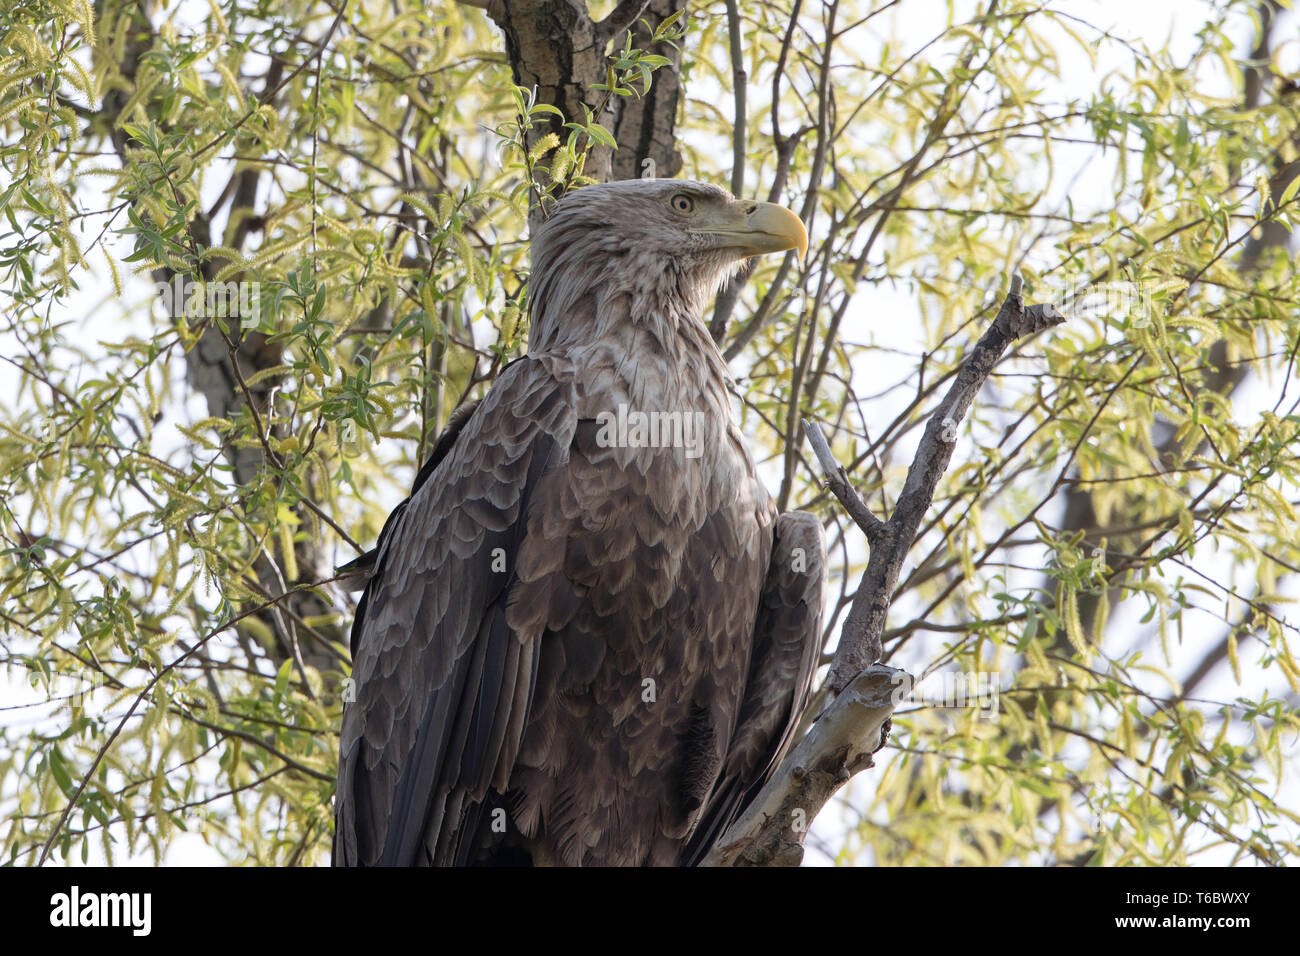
[1, 0, 1297, 865]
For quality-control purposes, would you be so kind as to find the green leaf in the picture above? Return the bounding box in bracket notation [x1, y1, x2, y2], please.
[1278, 174, 1300, 211]
[274, 658, 293, 698]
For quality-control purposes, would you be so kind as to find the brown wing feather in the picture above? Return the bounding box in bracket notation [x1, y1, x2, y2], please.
[333, 356, 576, 866]
[681, 509, 826, 865]
[334, 396, 484, 597]
[487, 415, 772, 865]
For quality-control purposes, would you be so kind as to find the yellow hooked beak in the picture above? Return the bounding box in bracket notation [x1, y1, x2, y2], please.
[689, 199, 808, 260]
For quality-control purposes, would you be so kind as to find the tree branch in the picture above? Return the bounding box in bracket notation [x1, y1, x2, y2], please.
[705, 274, 1064, 866]
[455, 0, 507, 18]
[802, 417, 886, 540]
[825, 274, 1063, 692]
[596, 0, 653, 47]
[702, 665, 908, 866]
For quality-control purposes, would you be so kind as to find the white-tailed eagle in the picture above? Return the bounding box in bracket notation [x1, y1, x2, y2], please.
[333, 179, 824, 866]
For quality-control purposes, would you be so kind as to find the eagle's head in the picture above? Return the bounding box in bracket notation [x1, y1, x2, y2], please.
[527, 179, 806, 351]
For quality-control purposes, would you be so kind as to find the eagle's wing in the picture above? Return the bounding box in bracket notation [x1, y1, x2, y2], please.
[333, 356, 576, 866]
[334, 397, 482, 596]
[680, 509, 826, 865]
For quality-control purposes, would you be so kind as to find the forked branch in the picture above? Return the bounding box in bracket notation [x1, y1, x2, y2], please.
[704, 275, 1065, 866]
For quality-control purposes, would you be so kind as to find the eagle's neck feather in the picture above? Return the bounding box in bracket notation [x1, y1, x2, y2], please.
[529, 252, 735, 381]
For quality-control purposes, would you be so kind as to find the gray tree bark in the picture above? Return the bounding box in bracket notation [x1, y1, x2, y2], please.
[473, 0, 684, 185]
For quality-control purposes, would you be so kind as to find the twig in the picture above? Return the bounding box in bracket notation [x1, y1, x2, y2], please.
[801, 418, 886, 540]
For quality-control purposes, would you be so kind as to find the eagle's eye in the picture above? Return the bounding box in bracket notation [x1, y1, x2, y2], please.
[670, 193, 695, 214]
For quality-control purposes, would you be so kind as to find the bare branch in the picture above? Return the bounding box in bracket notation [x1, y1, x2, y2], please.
[826, 276, 1063, 692]
[802, 418, 885, 539]
[706, 275, 1064, 866]
[702, 665, 908, 866]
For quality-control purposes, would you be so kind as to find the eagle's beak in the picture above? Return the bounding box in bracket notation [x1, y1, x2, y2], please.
[693, 200, 809, 261]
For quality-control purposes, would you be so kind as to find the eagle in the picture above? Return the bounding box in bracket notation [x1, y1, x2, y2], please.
[333, 178, 825, 866]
